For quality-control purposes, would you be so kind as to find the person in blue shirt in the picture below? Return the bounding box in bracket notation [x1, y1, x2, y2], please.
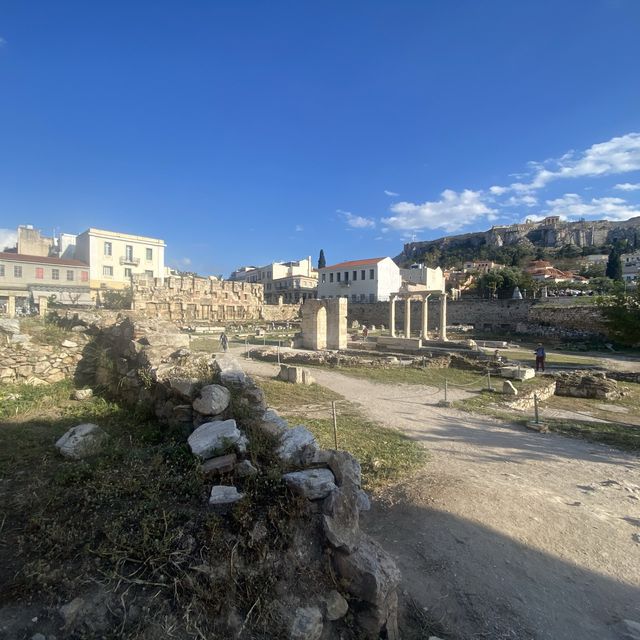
[534, 343, 546, 372]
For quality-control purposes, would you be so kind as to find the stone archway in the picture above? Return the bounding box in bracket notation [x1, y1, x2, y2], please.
[301, 298, 347, 350]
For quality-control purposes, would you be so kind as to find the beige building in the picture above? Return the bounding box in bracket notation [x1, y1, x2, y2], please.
[230, 257, 318, 304]
[0, 252, 92, 315]
[74, 228, 166, 292]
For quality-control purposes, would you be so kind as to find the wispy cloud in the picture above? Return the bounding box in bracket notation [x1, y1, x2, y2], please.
[614, 182, 640, 192]
[544, 193, 640, 221]
[382, 189, 496, 233]
[338, 209, 376, 229]
[295, 224, 304, 232]
[0, 228, 17, 251]
[384, 190, 399, 197]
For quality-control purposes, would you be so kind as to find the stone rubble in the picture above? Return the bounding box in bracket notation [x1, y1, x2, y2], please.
[55, 423, 108, 460]
[188, 419, 248, 460]
[283, 469, 337, 500]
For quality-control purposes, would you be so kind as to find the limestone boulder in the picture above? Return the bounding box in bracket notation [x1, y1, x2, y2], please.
[236, 460, 258, 478]
[283, 468, 337, 500]
[201, 453, 237, 476]
[169, 376, 200, 400]
[208, 485, 244, 511]
[0, 318, 20, 335]
[260, 408, 289, 437]
[555, 371, 620, 400]
[290, 606, 323, 640]
[323, 488, 361, 552]
[56, 423, 108, 459]
[323, 590, 349, 621]
[215, 354, 247, 387]
[188, 419, 247, 460]
[503, 380, 518, 396]
[73, 388, 94, 401]
[276, 426, 319, 466]
[500, 365, 535, 381]
[192, 384, 231, 416]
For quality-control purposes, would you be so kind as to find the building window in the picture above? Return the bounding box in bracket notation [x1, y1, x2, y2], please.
[125, 245, 134, 261]
[337, 272, 341, 282]
[14, 266, 22, 278]
[329, 273, 334, 283]
[67, 270, 74, 281]
[0, 265, 4, 277]
[146, 248, 153, 260]
[353, 271, 357, 281]
[124, 268, 132, 278]
[369, 293, 376, 302]
[361, 270, 365, 280]
[52, 268, 59, 280]
[351, 294, 357, 302]
[81, 271, 88, 282]
[103, 266, 113, 277]
[145, 270, 153, 277]
[369, 269, 375, 279]
[266, 283, 271, 290]
[322, 273, 326, 283]
[36, 267, 44, 279]
[360, 294, 366, 301]
[344, 272, 349, 281]
[104, 242, 112, 256]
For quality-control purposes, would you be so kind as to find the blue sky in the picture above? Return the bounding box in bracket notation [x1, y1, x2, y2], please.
[1, 1, 640, 275]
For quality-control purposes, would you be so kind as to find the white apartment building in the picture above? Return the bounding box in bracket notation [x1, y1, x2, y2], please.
[230, 257, 318, 304]
[74, 228, 166, 291]
[317, 257, 401, 303]
[400, 264, 445, 292]
[621, 251, 640, 282]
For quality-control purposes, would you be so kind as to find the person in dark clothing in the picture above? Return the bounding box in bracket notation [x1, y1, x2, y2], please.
[534, 343, 546, 372]
[219, 332, 229, 353]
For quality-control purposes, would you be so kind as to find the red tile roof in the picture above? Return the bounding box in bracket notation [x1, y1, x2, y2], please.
[0, 252, 89, 267]
[323, 257, 387, 270]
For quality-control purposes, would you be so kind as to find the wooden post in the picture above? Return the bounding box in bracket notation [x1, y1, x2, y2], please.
[444, 379, 448, 404]
[534, 393, 540, 424]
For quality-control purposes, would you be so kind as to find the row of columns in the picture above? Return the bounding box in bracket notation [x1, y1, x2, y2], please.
[389, 293, 447, 341]
[2, 295, 47, 317]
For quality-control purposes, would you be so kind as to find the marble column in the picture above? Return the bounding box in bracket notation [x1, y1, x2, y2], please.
[404, 297, 411, 338]
[439, 293, 448, 341]
[7, 295, 15, 318]
[389, 296, 396, 337]
[421, 295, 430, 340]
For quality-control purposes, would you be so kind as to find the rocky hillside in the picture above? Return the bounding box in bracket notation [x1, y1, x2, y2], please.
[396, 216, 640, 268]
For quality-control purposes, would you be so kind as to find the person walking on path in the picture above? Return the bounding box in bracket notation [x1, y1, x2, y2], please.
[362, 325, 369, 342]
[534, 343, 546, 372]
[219, 332, 229, 353]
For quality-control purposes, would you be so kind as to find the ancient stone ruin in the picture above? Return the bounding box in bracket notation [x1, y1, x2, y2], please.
[51, 311, 401, 639]
[300, 298, 348, 350]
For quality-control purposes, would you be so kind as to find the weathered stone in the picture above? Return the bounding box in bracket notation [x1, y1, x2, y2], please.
[208, 485, 244, 511]
[235, 460, 258, 478]
[500, 365, 535, 381]
[290, 606, 323, 640]
[188, 419, 247, 460]
[323, 488, 360, 551]
[10, 333, 31, 345]
[30, 633, 47, 640]
[172, 404, 194, 423]
[555, 371, 620, 400]
[201, 453, 237, 475]
[169, 376, 200, 400]
[0, 318, 20, 335]
[283, 468, 336, 500]
[326, 450, 362, 491]
[59, 597, 87, 626]
[192, 384, 231, 416]
[356, 489, 371, 512]
[260, 408, 289, 437]
[61, 340, 78, 348]
[276, 426, 319, 466]
[323, 590, 349, 621]
[334, 534, 401, 608]
[55, 424, 108, 459]
[73, 388, 94, 401]
[503, 380, 518, 396]
[215, 354, 247, 387]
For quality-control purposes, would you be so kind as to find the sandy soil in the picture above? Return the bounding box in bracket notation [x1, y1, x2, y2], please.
[237, 354, 640, 640]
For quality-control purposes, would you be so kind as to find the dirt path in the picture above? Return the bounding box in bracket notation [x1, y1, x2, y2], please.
[237, 354, 640, 640]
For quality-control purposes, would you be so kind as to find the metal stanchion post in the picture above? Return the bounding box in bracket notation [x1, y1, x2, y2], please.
[277, 341, 281, 365]
[534, 393, 539, 425]
[444, 379, 448, 404]
[245, 338, 249, 360]
[487, 371, 492, 391]
[332, 401, 338, 449]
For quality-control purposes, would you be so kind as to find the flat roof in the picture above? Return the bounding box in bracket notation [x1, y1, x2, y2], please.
[79, 228, 166, 245]
[323, 257, 387, 270]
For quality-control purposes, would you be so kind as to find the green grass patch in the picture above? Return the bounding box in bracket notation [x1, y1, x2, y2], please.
[259, 377, 427, 490]
[18, 317, 74, 345]
[547, 419, 640, 451]
[488, 348, 600, 367]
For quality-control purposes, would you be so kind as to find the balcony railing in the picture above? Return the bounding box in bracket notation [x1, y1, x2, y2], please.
[119, 256, 140, 266]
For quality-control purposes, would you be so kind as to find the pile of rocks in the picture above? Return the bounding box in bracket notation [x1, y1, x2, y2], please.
[555, 371, 622, 400]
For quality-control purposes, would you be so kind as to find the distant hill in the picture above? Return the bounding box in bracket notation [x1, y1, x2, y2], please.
[395, 216, 640, 268]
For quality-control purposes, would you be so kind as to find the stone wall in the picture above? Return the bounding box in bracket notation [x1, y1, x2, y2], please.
[132, 275, 264, 324]
[0, 318, 87, 385]
[348, 298, 608, 340]
[261, 303, 301, 322]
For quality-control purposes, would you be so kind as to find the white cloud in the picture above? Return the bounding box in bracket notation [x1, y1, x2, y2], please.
[489, 185, 508, 195]
[509, 132, 640, 192]
[382, 189, 496, 233]
[544, 193, 640, 221]
[502, 194, 538, 207]
[384, 190, 399, 196]
[295, 224, 304, 232]
[0, 228, 17, 251]
[338, 209, 376, 229]
[179, 257, 192, 266]
[614, 182, 640, 192]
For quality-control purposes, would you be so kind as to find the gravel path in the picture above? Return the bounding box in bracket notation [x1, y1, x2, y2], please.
[237, 354, 640, 639]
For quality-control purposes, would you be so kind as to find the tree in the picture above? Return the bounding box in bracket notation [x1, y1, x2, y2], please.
[606, 246, 623, 281]
[598, 287, 640, 346]
[101, 287, 133, 310]
[318, 249, 326, 269]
